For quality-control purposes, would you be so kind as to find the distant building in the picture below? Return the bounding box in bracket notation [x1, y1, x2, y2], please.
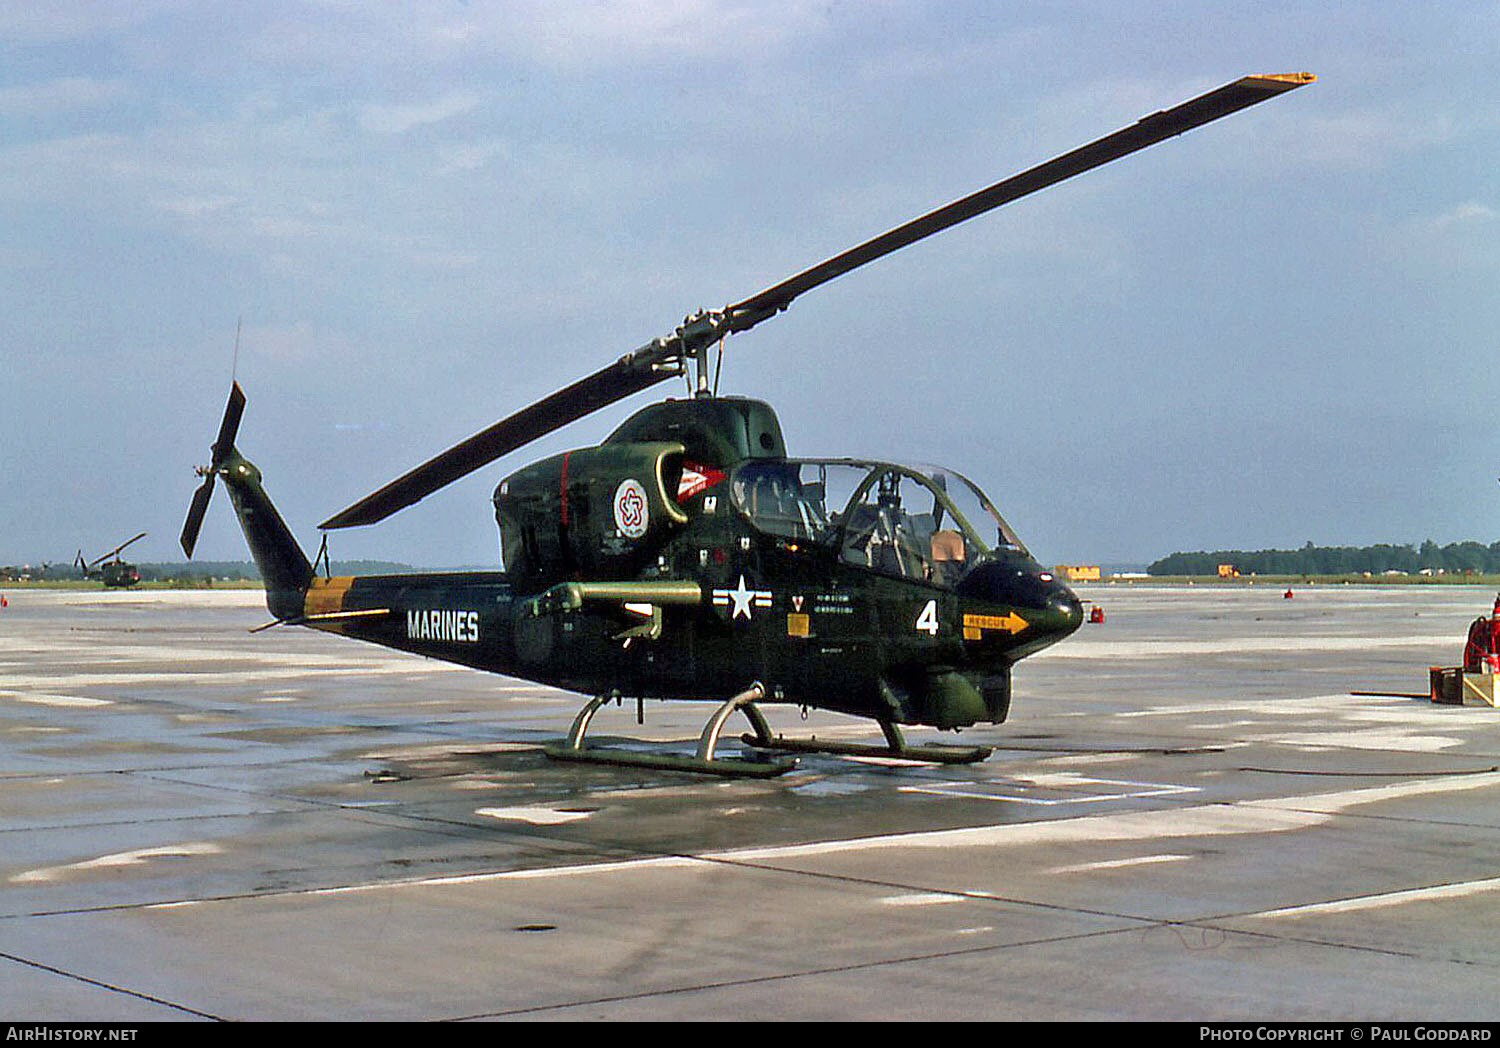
[1056, 565, 1101, 582]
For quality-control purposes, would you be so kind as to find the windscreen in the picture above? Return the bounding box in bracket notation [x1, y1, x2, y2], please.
[729, 459, 1029, 586]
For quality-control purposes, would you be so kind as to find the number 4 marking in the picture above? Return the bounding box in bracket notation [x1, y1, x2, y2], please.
[916, 599, 940, 636]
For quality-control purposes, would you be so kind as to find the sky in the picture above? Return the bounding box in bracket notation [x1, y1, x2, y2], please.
[1, 1, 1497, 569]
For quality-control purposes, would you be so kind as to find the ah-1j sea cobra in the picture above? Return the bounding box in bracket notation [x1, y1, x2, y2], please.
[182, 74, 1313, 776]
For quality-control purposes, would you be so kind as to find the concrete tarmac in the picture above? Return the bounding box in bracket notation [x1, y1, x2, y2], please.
[2, 584, 1499, 1021]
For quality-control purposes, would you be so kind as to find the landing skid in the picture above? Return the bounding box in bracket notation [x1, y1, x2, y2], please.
[543, 683, 799, 778]
[743, 718, 993, 765]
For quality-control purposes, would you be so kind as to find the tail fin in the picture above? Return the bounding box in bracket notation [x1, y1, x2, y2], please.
[181, 383, 313, 620]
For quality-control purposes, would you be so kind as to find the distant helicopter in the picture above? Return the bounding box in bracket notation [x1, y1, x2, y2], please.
[77, 533, 146, 588]
[182, 74, 1313, 776]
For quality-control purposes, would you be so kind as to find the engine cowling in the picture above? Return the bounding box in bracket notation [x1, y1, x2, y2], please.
[495, 441, 687, 586]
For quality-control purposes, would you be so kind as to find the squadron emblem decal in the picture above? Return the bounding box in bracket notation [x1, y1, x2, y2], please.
[675, 461, 725, 502]
[613, 478, 649, 539]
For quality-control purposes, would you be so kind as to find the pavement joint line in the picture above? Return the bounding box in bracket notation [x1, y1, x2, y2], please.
[0, 949, 226, 1021]
[445, 924, 1140, 1020]
[0, 798, 1450, 929]
[1175, 920, 1500, 969]
[10, 764, 1500, 924]
[11, 584, 1500, 1018]
[443, 905, 1500, 1021]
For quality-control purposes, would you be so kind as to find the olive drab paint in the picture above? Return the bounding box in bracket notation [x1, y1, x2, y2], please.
[181, 75, 1312, 772]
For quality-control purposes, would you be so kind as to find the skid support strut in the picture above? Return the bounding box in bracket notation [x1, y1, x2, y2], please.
[743, 718, 992, 765]
[544, 683, 799, 778]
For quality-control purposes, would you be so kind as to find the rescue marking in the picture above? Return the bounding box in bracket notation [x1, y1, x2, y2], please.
[962, 611, 1028, 639]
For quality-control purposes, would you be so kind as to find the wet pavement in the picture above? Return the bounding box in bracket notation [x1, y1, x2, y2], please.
[2, 584, 1498, 1020]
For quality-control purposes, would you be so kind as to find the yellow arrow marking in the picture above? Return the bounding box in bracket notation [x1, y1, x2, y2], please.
[962, 612, 1029, 638]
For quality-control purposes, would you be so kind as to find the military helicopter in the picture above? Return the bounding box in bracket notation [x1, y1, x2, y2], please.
[181, 73, 1313, 776]
[76, 533, 147, 588]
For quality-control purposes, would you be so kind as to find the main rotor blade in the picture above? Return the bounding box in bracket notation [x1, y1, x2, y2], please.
[725, 73, 1314, 332]
[91, 531, 147, 567]
[320, 73, 1312, 530]
[319, 351, 672, 529]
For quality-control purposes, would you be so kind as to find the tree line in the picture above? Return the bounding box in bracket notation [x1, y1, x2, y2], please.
[1149, 541, 1500, 577]
[2, 560, 416, 583]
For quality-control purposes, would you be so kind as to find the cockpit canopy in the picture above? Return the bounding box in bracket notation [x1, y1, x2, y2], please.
[729, 459, 1030, 588]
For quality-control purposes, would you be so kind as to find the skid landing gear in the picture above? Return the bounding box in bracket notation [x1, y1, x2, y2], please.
[543, 683, 799, 778]
[743, 718, 992, 765]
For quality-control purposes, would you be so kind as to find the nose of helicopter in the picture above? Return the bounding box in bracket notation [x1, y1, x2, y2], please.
[955, 558, 1084, 650]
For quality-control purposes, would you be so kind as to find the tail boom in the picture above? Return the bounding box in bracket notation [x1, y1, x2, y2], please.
[217, 450, 313, 620]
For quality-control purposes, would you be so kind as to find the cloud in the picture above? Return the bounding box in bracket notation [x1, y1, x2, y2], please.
[0, 1, 183, 42]
[0, 76, 128, 116]
[1284, 110, 1460, 170]
[368, 0, 833, 70]
[1393, 200, 1500, 273]
[154, 194, 239, 218]
[357, 91, 483, 135]
[1429, 201, 1498, 229]
[243, 320, 363, 365]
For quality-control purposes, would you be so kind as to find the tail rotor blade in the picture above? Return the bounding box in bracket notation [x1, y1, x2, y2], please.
[182, 382, 247, 559]
[180, 476, 215, 558]
[214, 383, 246, 461]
